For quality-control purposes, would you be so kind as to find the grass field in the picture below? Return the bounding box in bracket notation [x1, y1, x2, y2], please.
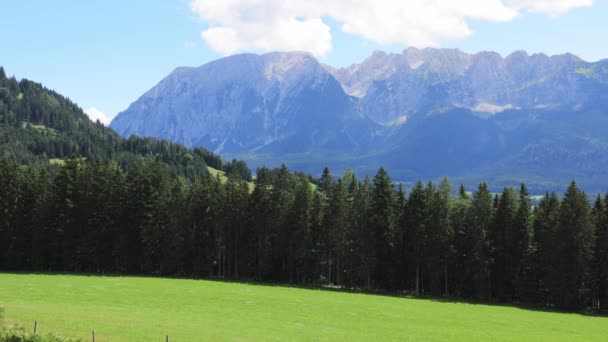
[1, 274, 607, 341]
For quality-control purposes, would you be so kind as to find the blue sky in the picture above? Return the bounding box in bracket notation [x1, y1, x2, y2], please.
[1, 0, 606, 122]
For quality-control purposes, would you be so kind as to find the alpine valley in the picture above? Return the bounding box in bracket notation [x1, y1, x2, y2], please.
[110, 48, 608, 193]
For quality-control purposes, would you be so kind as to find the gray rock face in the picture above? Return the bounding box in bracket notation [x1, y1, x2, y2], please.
[111, 49, 608, 191]
[326, 47, 608, 123]
[111, 52, 377, 154]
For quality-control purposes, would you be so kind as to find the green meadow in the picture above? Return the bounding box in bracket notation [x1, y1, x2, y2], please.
[1, 274, 607, 341]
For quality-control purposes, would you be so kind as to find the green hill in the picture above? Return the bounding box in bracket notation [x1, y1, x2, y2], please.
[0, 66, 248, 181]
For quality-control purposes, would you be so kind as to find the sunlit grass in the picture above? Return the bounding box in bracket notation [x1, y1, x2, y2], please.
[1, 274, 606, 341]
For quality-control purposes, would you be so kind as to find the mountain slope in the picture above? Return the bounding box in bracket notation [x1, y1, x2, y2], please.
[111, 49, 608, 192]
[111, 52, 380, 155]
[327, 47, 608, 124]
[0, 67, 246, 180]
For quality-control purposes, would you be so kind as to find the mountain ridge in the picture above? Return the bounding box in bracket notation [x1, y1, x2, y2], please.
[110, 48, 608, 192]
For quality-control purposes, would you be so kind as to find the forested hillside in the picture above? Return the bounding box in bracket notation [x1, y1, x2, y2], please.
[1, 67, 607, 312]
[0, 67, 250, 181]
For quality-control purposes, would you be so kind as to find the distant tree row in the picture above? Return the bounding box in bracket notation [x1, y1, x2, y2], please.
[1, 158, 606, 312]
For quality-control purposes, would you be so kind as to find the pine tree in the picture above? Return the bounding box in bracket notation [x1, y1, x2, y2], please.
[368, 167, 395, 289]
[286, 176, 312, 283]
[318, 167, 333, 195]
[436, 178, 453, 296]
[187, 173, 217, 277]
[490, 187, 517, 301]
[469, 182, 494, 299]
[0, 159, 21, 269]
[249, 167, 274, 280]
[554, 181, 595, 309]
[531, 192, 560, 304]
[393, 183, 407, 290]
[513, 184, 533, 301]
[450, 185, 472, 297]
[223, 171, 250, 278]
[351, 177, 372, 288]
[343, 171, 361, 288]
[593, 194, 608, 311]
[323, 179, 347, 285]
[271, 164, 295, 281]
[308, 190, 324, 284]
[50, 156, 82, 270]
[406, 181, 428, 295]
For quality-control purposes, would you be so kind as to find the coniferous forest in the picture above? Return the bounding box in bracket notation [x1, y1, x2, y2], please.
[1, 67, 608, 313]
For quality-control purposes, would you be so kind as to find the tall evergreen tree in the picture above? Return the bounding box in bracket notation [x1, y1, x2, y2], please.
[286, 176, 312, 283]
[368, 167, 395, 289]
[0, 160, 21, 268]
[323, 179, 347, 285]
[405, 181, 428, 295]
[249, 167, 274, 280]
[450, 185, 473, 297]
[554, 182, 595, 309]
[531, 192, 561, 304]
[596, 194, 608, 311]
[513, 184, 533, 301]
[490, 187, 517, 301]
[468, 183, 494, 299]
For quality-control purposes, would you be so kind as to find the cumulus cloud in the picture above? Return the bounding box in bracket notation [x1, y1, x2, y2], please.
[85, 107, 111, 126]
[189, 0, 595, 56]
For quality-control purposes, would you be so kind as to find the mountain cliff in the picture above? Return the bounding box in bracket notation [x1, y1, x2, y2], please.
[111, 48, 608, 192]
[111, 52, 379, 155]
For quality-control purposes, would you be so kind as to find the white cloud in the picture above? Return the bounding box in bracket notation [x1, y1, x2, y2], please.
[189, 0, 595, 56]
[507, 0, 594, 16]
[472, 102, 517, 114]
[85, 107, 111, 126]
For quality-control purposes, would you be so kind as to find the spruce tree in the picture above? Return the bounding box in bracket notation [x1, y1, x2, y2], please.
[469, 182, 494, 299]
[249, 167, 274, 280]
[554, 181, 595, 309]
[406, 181, 428, 295]
[594, 194, 608, 311]
[286, 176, 312, 283]
[531, 193, 560, 304]
[368, 167, 395, 289]
[490, 187, 517, 301]
[513, 184, 533, 301]
[0, 159, 21, 268]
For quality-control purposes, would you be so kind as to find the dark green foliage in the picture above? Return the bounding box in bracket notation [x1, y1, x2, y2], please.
[2, 157, 607, 311]
[552, 182, 595, 309]
[531, 192, 561, 305]
[223, 159, 252, 181]
[467, 183, 494, 299]
[368, 167, 395, 289]
[1, 67, 607, 312]
[595, 194, 608, 311]
[0, 69, 248, 181]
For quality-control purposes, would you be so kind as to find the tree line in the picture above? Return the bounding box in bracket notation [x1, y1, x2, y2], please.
[1, 158, 607, 312]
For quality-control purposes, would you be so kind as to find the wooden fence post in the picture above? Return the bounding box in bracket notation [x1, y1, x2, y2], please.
[34, 321, 37, 334]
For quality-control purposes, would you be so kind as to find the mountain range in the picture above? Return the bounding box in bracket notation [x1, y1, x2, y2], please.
[110, 48, 608, 192]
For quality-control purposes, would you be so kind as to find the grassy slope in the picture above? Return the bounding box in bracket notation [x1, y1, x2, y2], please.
[207, 166, 255, 192]
[207, 166, 318, 192]
[1, 274, 606, 341]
